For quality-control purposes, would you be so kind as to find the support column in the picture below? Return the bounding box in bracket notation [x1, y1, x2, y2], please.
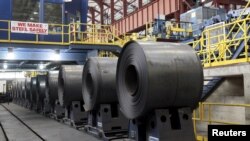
[123, 0, 127, 17]
[99, 1, 104, 24]
[111, 0, 115, 24]
[39, 0, 45, 41]
[62, 3, 65, 24]
[81, 0, 88, 31]
[138, 0, 143, 9]
[90, 8, 95, 24]
[244, 73, 250, 124]
[39, 0, 44, 23]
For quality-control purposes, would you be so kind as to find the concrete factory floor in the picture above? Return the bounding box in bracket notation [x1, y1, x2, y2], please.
[0, 103, 100, 141]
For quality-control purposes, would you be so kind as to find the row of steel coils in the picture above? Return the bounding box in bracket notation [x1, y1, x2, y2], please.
[9, 41, 203, 120]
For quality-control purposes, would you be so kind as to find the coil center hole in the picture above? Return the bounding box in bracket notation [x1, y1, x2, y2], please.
[86, 72, 94, 98]
[125, 65, 138, 96]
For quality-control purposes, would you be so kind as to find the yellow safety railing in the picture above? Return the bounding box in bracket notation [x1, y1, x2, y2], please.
[193, 102, 250, 141]
[0, 20, 128, 47]
[98, 50, 117, 57]
[69, 23, 128, 46]
[0, 20, 70, 45]
[189, 1, 250, 68]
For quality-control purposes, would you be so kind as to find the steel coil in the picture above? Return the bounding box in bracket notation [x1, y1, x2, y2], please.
[17, 80, 25, 99]
[14, 81, 17, 99]
[16, 81, 20, 99]
[30, 77, 37, 103]
[116, 41, 203, 119]
[46, 71, 59, 106]
[82, 57, 118, 111]
[21, 80, 26, 100]
[36, 75, 48, 104]
[11, 81, 16, 98]
[16, 81, 20, 98]
[25, 78, 31, 101]
[58, 65, 84, 107]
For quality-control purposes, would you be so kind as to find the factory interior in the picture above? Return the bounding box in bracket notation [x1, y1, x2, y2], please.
[0, 0, 250, 140]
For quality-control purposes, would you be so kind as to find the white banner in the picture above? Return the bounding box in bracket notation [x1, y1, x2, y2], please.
[11, 21, 48, 35]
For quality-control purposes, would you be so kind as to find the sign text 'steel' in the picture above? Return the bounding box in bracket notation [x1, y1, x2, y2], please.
[11, 21, 48, 35]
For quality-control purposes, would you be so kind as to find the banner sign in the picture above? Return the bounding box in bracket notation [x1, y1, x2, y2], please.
[11, 21, 48, 35]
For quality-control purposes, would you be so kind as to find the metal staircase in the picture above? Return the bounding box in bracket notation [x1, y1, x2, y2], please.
[201, 77, 224, 100]
[201, 26, 250, 101]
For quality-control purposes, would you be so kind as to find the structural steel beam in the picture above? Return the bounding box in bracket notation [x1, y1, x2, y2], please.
[138, 0, 143, 8]
[111, 0, 115, 23]
[112, 0, 186, 35]
[123, 0, 128, 17]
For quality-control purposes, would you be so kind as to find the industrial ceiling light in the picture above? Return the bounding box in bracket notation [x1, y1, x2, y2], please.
[7, 48, 14, 60]
[54, 49, 60, 60]
[64, 0, 72, 2]
[39, 64, 45, 70]
[3, 63, 8, 69]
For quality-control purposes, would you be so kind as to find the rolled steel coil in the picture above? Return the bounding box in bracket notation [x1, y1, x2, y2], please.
[16, 81, 20, 99]
[116, 41, 204, 119]
[20, 80, 26, 100]
[30, 77, 37, 103]
[11, 81, 16, 98]
[58, 65, 84, 107]
[46, 71, 59, 106]
[82, 57, 118, 111]
[25, 77, 31, 101]
[14, 81, 17, 99]
[17, 80, 24, 99]
[36, 75, 48, 104]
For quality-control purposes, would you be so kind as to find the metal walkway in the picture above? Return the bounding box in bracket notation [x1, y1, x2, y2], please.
[0, 21, 127, 48]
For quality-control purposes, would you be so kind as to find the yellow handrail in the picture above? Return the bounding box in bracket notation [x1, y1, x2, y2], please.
[0, 20, 128, 47]
[193, 102, 250, 140]
[188, 18, 250, 67]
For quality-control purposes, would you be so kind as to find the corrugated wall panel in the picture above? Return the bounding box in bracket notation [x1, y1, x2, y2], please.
[130, 16, 133, 31]
[165, 0, 171, 14]
[153, 2, 159, 19]
[134, 13, 138, 28]
[138, 11, 143, 27]
[159, 0, 165, 15]
[143, 8, 148, 24]
[148, 5, 153, 22]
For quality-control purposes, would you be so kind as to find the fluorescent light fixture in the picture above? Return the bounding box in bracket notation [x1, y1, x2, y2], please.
[7, 48, 14, 60]
[3, 63, 7, 69]
[191, 12, 196, 18]
[64, 0, 72, 2]
[39, 64, 45, 70]
[30, 17, 34, 21]
[33, 12, 38, 15]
